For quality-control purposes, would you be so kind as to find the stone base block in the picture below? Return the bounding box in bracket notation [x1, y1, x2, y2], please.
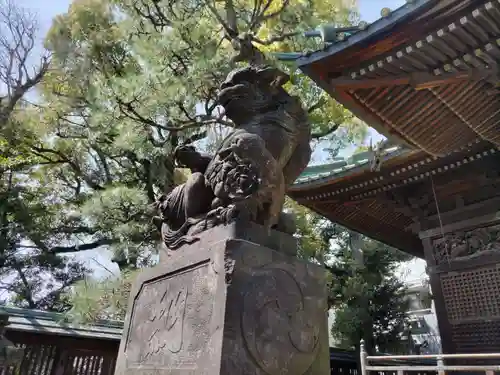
[115, 221, 330, 375]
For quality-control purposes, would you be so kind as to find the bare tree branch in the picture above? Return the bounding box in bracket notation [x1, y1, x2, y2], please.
[251, 31, 300, 46]
[0, 0, 51, 128]
[12, 264, 36, 308]
[203, 0, 237, 39]
[249, 0, 291, 31]
[49, 238, 114, 254]
[225, 0, 238, 34]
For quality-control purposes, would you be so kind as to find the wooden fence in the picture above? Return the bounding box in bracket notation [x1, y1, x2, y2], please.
[2, 330, 360, 375]
[3, 307, 410, 375]
[2, 330, 119, 375]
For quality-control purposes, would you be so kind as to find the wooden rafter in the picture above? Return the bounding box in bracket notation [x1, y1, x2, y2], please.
[331, 70, 496, 91]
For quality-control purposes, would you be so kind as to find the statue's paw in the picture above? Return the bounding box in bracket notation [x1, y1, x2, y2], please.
[206, 206, 225, 219]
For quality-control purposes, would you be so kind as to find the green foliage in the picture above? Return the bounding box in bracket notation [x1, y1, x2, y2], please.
[65, 270, 138, 322]
[324, 224, 413, 354]
[285, 198, 329, 262]
[37, 0, 366, 318]
[291, 206, 413, 354]
[0, 0, 369, 315]
[0, 170, 89, 311]
[0, 0, 88, 310]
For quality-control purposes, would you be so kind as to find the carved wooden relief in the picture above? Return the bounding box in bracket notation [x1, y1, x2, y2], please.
[432, 224, 500, 265]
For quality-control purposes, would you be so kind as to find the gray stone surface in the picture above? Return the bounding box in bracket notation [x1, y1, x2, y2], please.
[115, 221, 329, 375]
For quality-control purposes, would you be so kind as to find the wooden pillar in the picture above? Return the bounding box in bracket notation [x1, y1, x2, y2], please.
[419, 210, 500, 354]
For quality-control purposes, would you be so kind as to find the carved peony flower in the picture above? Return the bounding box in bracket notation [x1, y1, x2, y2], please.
[224, 162, 260, 199]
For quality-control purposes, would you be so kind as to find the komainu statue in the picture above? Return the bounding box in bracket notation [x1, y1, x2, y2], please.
[158, 65, 311, 249]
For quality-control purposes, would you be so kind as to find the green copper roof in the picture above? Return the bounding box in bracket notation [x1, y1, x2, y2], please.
[0, 306, 123, 341]
[296, 0, 434, 68]
[294, 146, 407, 186]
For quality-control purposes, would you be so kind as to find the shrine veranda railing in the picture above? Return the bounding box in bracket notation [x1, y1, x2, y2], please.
[360, 340, 500, 375]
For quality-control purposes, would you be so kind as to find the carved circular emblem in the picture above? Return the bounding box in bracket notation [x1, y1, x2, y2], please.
[241, 267, 320, 375]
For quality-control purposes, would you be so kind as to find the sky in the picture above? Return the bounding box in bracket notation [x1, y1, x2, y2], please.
[6, 0, 427, 282]
[17, 0, 409, 28]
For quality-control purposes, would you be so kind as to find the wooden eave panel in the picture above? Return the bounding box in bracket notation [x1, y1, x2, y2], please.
[291, 150, 424, 194]
[291, 142, 496, 202]
[305, 0, 500, 155]
[310, 200, 424, 257]
[306, 0, 476, 76]
[289, 143, 500, 257]
[350, 81, 492, 156]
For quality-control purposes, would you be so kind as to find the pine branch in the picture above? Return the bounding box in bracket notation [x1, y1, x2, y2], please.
[311, 123, 340, 139]
[49, 238, 114, 254]
[250, 31, 299, 46]
[249, 0, 290, 31]
[30, 145, 105, 191]
[204, 0, 237, 39]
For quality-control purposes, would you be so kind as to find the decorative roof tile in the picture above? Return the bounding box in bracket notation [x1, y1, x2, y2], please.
[293, 146, 408, 186]
[296, 0, 434, 67]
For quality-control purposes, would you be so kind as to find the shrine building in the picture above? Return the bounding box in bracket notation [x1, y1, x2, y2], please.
[288, 0, 500, 354]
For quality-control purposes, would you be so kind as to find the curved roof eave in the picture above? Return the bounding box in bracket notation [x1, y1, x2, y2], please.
[296, 0, 435, 68]
[291, 146, 412, 189]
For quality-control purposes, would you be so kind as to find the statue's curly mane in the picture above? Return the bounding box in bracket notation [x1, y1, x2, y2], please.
[158, 65, 312, 250]
[221, 65, 310, 135]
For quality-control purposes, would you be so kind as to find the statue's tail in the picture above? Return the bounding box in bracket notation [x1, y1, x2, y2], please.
[162, 217, 203, 250]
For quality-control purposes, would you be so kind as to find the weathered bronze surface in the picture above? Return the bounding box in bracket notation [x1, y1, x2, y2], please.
[157, 65, 311, 249]
[115, 221, 329, 375]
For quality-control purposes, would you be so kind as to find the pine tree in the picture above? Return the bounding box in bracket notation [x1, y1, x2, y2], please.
[38, 0, 367, 320]
[284, 199, 414, 354]
[323, 222, 413, 354]
[0, 0, 87, 310]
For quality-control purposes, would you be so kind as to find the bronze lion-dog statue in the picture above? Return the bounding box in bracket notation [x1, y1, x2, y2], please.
[157, 65, 311, 249]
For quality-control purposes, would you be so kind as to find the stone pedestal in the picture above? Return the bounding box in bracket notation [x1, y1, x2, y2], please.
[115, 221, 330, 375]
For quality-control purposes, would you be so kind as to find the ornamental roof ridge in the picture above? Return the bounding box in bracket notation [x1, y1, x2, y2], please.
[293, 145, 408, 187]
[296, 0, 434, 67]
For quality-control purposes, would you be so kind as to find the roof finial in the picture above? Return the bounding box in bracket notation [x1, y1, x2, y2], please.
[381, 7, 392, 17]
